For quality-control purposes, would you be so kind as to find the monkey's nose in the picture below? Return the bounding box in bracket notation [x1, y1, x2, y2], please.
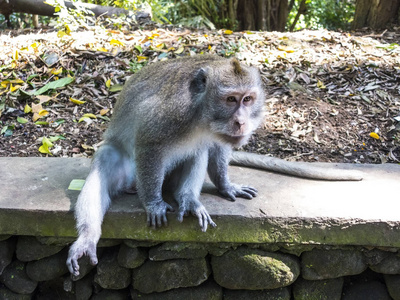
[235, 121, 245, 128]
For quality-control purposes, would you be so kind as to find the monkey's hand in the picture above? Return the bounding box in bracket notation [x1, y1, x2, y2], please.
[145, 200, 174, 229]
[178, 199, 217, 232]
[218, 183, 258, 202]
[66, 237, 98, 277]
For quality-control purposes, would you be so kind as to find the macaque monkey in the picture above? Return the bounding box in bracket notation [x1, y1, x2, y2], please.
[66, 55, 363, 276]
[67, 55, 265, 275]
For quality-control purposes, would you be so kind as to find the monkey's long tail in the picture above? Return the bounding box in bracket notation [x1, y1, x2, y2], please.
[230, 151, 363, 181]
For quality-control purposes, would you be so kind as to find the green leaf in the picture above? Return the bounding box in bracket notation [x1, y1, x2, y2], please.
[42, 136, 54, 148]
[48, 135, 65, 142]
[34, 77, 74, 95]
[27, 74, 39, 81]
[134, 45, 143, 53]
[19, 89, 34, 97]
[35, 121, 49, 126]
[109, 84, 124, 92]
[1, 125, 15, 137]
[98, 115, 111, 122]
[53, 119, 65, 126]
[17, 116, 29, 124]
[68, 179, 85, 191]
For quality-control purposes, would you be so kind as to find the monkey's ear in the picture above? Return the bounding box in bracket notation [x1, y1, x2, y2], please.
[190, 68, 208, 94]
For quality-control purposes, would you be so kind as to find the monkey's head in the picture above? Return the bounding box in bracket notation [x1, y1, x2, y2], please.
[192, 58, 265, 146]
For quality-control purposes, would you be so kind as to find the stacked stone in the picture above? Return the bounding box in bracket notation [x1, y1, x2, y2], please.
[1, 235, 400, 299]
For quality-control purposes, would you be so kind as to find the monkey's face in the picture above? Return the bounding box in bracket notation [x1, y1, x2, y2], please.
[208, 87, 264, 146]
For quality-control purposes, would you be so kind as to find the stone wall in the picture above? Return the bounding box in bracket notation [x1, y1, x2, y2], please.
[1, 235, 400, 299]
[2, 158, 400, 299]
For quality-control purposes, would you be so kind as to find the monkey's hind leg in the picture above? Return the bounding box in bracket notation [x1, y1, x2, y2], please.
[173, 150, 216, 232]
[67, 144, 135, 276]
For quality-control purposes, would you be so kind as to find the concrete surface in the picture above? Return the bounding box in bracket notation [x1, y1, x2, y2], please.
[0, 157, 399, 246]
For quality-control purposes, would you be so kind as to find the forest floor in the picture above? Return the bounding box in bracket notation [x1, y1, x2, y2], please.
[0, 22, 399, 164]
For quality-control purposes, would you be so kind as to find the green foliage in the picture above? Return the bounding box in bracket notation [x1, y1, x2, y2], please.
[46, 0, 96, 32]
[220, 40, 244, 57]
[0, 0, 356, 32]
[0, 14, 51, 29]
[161, 0, 219, 29]
[288, 0, 355, 31]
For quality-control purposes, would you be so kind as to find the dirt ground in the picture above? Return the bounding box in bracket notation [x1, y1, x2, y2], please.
[0, 24, 399, 164]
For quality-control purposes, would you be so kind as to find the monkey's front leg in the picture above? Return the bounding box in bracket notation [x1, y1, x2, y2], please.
[135, 152, 173, 229]
[208, 144, 258, 201]
[174, 150, 216, 232]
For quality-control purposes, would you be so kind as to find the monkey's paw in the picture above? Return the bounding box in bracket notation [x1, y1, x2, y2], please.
[146, 200, 174, 229]
[66, 238, 98, 277]
[219, 184, 258, 202]
[178, 199, 217, 232]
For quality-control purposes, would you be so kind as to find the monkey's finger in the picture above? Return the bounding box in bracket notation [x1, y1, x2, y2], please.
[242, 186, 258, 197]
[87, 242, 98, 265]
[166, 203, 175, 212]
[225, 192, 237, 202]
[162, 213, 168, 226]
[147, 214, 156, 229]
[202, 216, 208, 232]
[208, 216, 217, 228]
[68, 258, 80, 276]
[156, 214, 163, 228]
[194, 211, 205, 231]
[204, 212, 216, 230]
[88, 254, 98, 266]
[177, 208, 185, 222]
[237, 190, 255, 199]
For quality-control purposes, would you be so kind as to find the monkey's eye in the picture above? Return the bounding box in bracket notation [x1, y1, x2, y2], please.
[243, 96, 252, 102]
[227, 96, 236, 103]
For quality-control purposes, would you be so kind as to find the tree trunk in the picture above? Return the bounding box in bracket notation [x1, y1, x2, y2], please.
[237, 0, 257, 30]
[227, 0, 238, 29]
[0, 0, 150, 23]
[276, 0, 288, 31]
[289, 0, 306, 31]
[353, 0, 400, 29]
[236, 0, 288, 31]
[257, 0, 268, 30]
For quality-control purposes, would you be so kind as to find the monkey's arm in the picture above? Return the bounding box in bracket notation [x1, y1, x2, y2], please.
[208, 144, 258, 201]
[173, 149, 216, 232]
[230, 151, 363, 181]
[135, 150, 174, 228]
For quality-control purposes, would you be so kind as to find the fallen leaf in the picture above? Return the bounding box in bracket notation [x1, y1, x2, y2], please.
[17, 116, 29, 124]
[100, 108, 109, 115]
[110, 39, 125, 46]
[24, 104, 32, 113]
[317, 80, 326, 89]
[51, 67, 63, 75]
[174, 46, 185, 54]
[68, 179, 85, 191]
[38, 137, 53, 155]
[34, 77, 74, 95]
[70, 97, 86, 105]
[79, 113, 97, 123]
[109, 84, 123, 92]
[370, 132, 380, 139]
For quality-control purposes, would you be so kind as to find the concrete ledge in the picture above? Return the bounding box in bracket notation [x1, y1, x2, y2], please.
[1, 157, 400, 246]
